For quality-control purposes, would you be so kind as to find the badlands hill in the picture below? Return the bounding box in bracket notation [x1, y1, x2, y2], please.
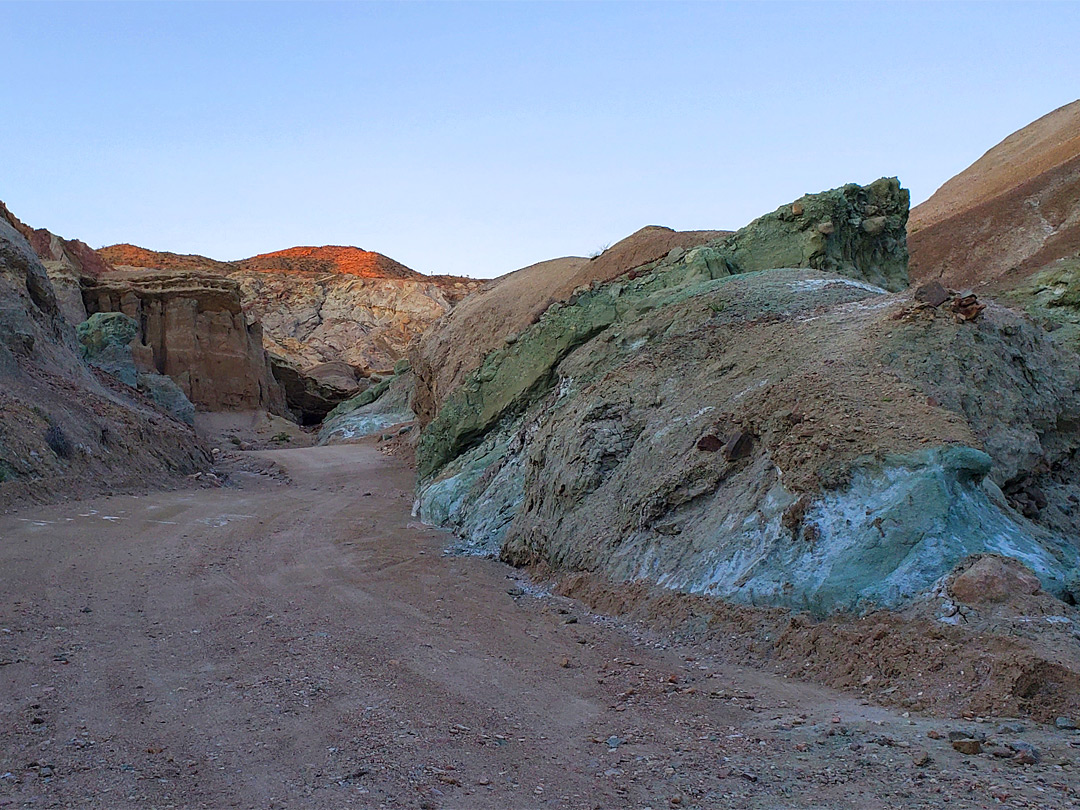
[407, 177, 1080, 622]
[237, 245, 420, 279]
[0, 203, 209, 510]
[909, 99, 1080, 289]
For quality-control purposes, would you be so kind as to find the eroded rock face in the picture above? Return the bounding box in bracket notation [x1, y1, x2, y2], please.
[0, 202, 208, 507]
[81, 269, 288, 414]
[270, 357, 365, 425]
[232, 270, 478, 375]
[98, 244, 482, 383]
[909, 100, 1080, 290]
[413, 179, 1080, 613]
[0, 202, 109, 325]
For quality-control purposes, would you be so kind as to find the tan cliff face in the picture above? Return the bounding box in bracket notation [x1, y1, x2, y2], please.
[909, 99, 1080, 290]
[81, 269, 288, 415]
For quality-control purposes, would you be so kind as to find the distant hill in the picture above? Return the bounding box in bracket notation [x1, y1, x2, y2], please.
[237, 245, 421, 279]
[909, 99, 1080, 289]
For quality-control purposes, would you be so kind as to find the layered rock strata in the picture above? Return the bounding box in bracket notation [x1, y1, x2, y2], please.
[81, 269, 287, 414]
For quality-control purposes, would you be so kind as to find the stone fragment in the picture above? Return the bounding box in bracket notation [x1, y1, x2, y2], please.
[950, 293, 986, 322]
[951, 739, 982, 755]
[696, 434, 722, 452]
[914, 281, 951, 308]
[950, 555, 1042, 605]
[722, 430, 754, 461]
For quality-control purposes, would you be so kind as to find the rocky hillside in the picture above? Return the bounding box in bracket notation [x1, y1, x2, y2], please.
[909, 99, 1080, 289]
[410, 225, 728, 427]
[0, 204, 209, 510]
[411, 178, 1080, 616]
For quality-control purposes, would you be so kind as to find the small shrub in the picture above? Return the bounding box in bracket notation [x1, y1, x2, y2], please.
[270, 432, 292, 443]
[45, 424, 73, 459]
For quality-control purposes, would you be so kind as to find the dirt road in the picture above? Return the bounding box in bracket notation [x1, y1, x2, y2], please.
[1, 444, 1077, 809]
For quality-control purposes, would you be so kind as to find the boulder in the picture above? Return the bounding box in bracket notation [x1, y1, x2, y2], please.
[949, 555, 1043, 605]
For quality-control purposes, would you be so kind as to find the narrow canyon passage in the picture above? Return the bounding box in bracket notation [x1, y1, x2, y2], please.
[0, 445, 1074, 809]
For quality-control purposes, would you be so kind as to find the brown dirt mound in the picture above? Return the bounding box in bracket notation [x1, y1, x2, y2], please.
[909, 99, 1080, 289]
[238, 245, 421, 279]
[555, 570, 1080, 725]
[410, 225, 729, 425]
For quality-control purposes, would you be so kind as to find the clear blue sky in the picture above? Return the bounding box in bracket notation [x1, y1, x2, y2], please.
[3, 1, 1078, 278]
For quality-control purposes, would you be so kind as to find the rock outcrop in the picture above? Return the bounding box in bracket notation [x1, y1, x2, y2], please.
[410, 226, 729, 427]
[269, 357, 365, 425]
[81, 269, 288, 414]
[0, 203, 208, 508]
[412, 179, 1080, 613]
[98, 243, 480, 418]
[318, 368, 416, 445]
[909, 99, 1080, 290]
[0, 202, 110, 325]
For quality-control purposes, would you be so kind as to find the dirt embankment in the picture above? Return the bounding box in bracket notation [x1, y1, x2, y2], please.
[0, 204, 210, 512]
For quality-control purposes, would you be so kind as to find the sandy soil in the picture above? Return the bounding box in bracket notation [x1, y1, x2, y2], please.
[1, 443, 1078, 809]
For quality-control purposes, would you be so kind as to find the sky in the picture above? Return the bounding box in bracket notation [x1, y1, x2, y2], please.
[2, 1, 1078, 279]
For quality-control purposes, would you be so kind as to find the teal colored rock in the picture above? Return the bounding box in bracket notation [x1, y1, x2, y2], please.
[137, 372, 196, 425]
[724, 177, 909, 292]
[1001, 255, 1080, 352]
[76, 312, 140, 387]
[318, 371, 414, 444]
[76, 312, 139, 357]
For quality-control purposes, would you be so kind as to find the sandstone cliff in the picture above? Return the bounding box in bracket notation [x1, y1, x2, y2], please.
[909, 99, 1080, 290]
[412, 178, 1080, 614]
[0, 203, 209, 509]
[81, 268, 288, 415]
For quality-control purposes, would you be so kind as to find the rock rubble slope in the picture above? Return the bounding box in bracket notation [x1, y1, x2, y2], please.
[413, 178, 1080, 614]
[0, 204, 208, 510]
